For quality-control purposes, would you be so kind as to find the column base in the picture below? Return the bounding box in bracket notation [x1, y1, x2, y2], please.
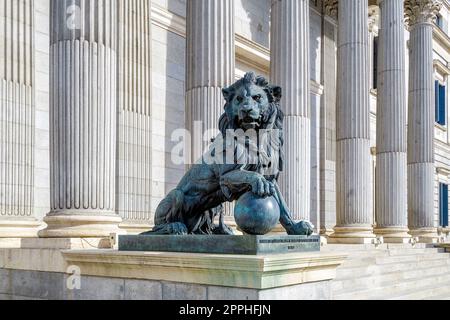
[320, 227, 334, 237]
[39, 212, 125, 238]
[409, 228, 440, 244]
[328, 226, 376, 244]
[374, 227, 411, 244]
[0, 219, 44, 238]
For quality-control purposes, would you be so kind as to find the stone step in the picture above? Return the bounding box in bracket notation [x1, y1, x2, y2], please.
[335, 255, 450, 280]
[386, 247, 444, 256]
[325, 243, 431, 252]
[374, 251, 450, 265]
[423, 290, 450, 300]
[339, 251, 450, 268]
[332, 264, 450, 293]
[334, 272, 450, 300]
[379, 279, 450, 300]
[394, 283, 450, 300]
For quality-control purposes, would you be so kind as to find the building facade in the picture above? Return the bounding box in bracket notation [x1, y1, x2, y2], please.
[1, 0, 450, 244]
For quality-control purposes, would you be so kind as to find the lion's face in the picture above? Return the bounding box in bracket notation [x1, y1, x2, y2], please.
[229, 84, 271, 130]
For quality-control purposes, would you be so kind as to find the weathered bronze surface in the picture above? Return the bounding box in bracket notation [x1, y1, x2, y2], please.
[142, 72, 314, 236]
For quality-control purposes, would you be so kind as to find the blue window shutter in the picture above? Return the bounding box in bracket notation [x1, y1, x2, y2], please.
[439, 84, 446, 125]
[440, 184, 444, 227]
[435, 81, 440, 124]
[440, 184, 449, 228]
[444, 184, 449, 228]
[437, 15, 443, 29]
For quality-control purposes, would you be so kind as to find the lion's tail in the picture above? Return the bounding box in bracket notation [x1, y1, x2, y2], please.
[154, 189, 185, 226]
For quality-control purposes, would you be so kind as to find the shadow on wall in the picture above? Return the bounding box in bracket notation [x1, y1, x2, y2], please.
[239, 0, 271, 48]
[167, 0, 186, 17]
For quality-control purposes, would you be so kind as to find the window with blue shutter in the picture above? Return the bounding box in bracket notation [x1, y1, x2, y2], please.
[440, 183, 449, 228]
[435, 80, 446, 126]
[436, 14, 444, 30]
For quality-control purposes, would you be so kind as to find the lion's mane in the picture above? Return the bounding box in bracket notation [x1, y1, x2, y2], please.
[218, 72, 285, 173]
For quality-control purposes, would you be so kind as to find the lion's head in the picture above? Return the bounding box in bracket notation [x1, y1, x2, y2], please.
[219, 72, 283, 133]
[217, 72, 285, 174]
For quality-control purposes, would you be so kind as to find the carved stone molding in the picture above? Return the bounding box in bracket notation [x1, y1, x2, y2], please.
[405, 0, 442, 26]
[323, 0, 338, 18]
[368, 6, 380, 33]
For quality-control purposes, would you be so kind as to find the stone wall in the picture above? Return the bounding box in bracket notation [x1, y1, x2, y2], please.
[0, 268, 332, 300]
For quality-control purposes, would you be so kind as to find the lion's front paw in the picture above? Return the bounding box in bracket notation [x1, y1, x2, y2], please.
[250, 175, 275, 198]
[285, 220, 314, 236]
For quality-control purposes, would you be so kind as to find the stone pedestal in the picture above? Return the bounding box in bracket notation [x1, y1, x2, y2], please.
[270, 0, 311, 221]
[405, 0, 442, 244]
[39, 0, 123, 238]
[0, 243, 346, 300]
[329, 0, 375, 244]
[374, 0, 410, 243]
[118, 235, 321, 255]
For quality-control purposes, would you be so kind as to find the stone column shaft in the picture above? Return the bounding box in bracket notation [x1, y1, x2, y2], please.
[186, 0, 235, 160]
[320, 7, 338, 236]
[186, 0, 235, 217]
[330, 0, 375, 243]
[405, 0, 442, 243]
[40, 0, 122, 237]
[374, 0, 410, 242]
[0, 0, 42, 237]
[117, 0, 153, 232]
[270, 0, 310, 221]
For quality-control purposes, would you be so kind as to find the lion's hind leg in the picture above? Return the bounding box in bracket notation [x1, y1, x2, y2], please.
[141, 189, 189, 235]
[143, 222, 188, 235]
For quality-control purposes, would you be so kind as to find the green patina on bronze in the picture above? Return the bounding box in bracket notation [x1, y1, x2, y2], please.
[141, 72, 314, 237]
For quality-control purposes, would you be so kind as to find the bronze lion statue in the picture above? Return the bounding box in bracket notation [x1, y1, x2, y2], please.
[143, 72, 314, 236]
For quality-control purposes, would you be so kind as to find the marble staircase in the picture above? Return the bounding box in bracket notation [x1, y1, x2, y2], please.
[325, 244, 450, 300]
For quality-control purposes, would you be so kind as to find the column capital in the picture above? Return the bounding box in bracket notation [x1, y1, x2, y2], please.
[368, 6, 380, 33]
[405, 0, 442, 27]
[323, 0, 338, 19]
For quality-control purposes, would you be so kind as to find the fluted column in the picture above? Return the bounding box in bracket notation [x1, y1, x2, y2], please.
[374, 0, 410, 243]
[186, 0, 235, 217]
[39, 0, 123, 237]
[0, 0, 42, 237]
[270, 0, 310, 221]
[405, 0, 442, 243]
[320, 2, 338, 236]
[116, 0, 153, 233]
[330, 0, 375, 243]
[186, 0, 235, 161]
